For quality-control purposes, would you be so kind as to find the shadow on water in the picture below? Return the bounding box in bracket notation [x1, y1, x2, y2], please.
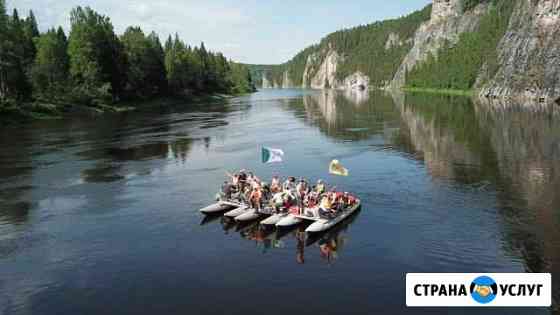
[200, 214, 223, 226]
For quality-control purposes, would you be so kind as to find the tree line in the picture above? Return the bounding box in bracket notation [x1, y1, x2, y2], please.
[0, 1, 255, 110]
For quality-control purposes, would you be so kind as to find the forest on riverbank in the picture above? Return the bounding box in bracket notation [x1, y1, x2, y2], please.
[0, 0, 256, 119]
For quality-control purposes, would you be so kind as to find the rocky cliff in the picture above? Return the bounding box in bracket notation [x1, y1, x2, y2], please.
[306, 49, 342, 89]
[390, 0, 489, 88]
[257, 0, 560, 105]
[479, 0, 560, 103]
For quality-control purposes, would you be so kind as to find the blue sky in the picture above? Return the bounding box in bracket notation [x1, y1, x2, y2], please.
[8, 0, 431, 64]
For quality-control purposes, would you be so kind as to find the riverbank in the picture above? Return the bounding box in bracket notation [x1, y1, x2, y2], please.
[402, 87, 475, 97]
[0, 93, 238, 123]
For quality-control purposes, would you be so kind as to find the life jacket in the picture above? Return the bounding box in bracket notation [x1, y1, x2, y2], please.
[250, 190, 262, 203]
[320, 197, 332, 209]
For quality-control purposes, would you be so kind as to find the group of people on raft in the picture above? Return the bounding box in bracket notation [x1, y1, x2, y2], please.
[220, 170, 357, 218]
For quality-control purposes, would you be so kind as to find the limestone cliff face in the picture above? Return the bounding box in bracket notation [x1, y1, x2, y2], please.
[281, 70, 294, 88]
[342, 71, 370, 90]
[302, 53, 318, 88]
[385, 32, 404, 50]
[300, 49, 370, 91]
[391, 0, 489, 88]
[479, 0, 560, 103]
[262, 75, 272, 89]
[305, 49, 342, 89]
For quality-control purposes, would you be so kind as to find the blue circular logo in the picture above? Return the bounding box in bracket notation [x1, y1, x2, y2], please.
[470, 276, 498, 304]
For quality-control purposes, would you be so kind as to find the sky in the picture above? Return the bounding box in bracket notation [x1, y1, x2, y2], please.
[8, 0, 431, 64]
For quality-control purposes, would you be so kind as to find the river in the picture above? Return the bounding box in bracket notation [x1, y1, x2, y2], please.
[1, 89, 559, 315]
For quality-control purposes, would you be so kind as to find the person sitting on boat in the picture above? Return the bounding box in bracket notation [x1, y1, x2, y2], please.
[271, 191, 285, 213]
[262, 182, 270, 196]
[283, 192, 295, 211]
[334, 191, 345, 212]
[296, 178, 309, 196]
[314, 179, 326, 195]
[306, 191, 319, 208]
[283, 176, 297, 192]
[249, 187, 263, 212]
[318, 195, 334, 218]
[221, 181, 233, 200]
[346, 193, 357, 207]
[271, 175, 281, 193]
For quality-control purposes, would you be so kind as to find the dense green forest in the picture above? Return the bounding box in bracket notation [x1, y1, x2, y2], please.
[252, 5, 432, 88]
[0, 1, 255, 117]
[406, 0, 516, 91]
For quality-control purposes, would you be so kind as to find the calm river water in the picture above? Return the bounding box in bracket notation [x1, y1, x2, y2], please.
[1, 89, 559, 315]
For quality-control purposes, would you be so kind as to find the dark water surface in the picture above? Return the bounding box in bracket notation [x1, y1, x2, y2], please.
[1, 89, 559, 315]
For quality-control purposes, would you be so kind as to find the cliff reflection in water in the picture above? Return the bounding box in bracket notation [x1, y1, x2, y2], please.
[290, 88, 559, 303]
[391, 91, 560, 305]
[294, 89, 400, 141]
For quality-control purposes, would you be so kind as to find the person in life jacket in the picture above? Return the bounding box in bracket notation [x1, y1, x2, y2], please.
[346, 193, 357, 206]
[334, 191, 345, 212]
[315, 179, 326, 195]
[271, 175, 281, 193]
[249, 187, 263, 211]
[319, 195, 334, 218]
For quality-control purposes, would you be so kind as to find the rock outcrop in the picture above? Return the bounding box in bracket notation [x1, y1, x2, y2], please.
[281, 70, 294, 88]
[385, 32, 403, 50]
[479, 0, 560, 103]
[390, 1, 489, 88]
[304, 49, 342, 89]
[342, 71, 369, 90]
[262, 74, 272, 89]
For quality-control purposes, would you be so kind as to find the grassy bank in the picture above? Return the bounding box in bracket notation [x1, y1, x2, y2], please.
[403, 87, 475, 97]
[0, 93, 238, 123]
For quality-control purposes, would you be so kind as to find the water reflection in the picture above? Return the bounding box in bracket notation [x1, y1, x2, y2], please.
[289, 89, 399, 141]
[391, 91, 560, 306]
[284, 88, 559, 305]
[206, 209, 361, 265]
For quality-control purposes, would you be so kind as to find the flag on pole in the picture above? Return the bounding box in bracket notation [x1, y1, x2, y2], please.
[262, 147, 284, 163]
[329, 159, 349, 176]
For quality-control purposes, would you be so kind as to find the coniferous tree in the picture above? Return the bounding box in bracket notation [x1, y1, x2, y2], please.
[121, 26, 166, 98]
[68, 6, 127, 103]
[30, 28, 70, 98]
[3, 3, 255, 111]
